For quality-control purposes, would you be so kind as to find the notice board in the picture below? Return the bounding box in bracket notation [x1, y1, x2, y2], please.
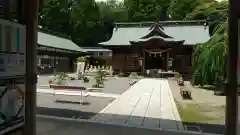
[0, 19, 26, 135]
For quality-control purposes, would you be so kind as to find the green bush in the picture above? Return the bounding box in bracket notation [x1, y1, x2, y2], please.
[96, 70, 106, 78]
[130, 72, 138, 77]
[77, 56, 90, 62]
[49, 73, 67, 85]
[93, 70, 106, 88]
[175, 73, 182, 79]
[83, 76, 89, 83]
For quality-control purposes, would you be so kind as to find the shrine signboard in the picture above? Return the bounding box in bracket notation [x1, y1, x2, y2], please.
[0, 19, 26, 135]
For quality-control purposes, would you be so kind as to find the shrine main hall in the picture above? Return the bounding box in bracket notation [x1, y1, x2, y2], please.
[99, 20, 210, 76]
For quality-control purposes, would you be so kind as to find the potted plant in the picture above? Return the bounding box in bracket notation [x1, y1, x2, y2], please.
[175, 72, 181, 80]
[93, 70, 105, 88]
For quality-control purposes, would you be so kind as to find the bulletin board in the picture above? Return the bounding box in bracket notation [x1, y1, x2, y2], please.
[0, 19, 26, 135]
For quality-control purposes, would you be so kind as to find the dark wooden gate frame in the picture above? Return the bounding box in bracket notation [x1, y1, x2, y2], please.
[142, 48, 170, 72]
[6, 0, 240, 135]
[225, 0, 240, 135]
[19, 0, 39, 134]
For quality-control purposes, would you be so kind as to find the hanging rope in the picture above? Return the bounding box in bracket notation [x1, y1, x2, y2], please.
[144, 48, 171, 57]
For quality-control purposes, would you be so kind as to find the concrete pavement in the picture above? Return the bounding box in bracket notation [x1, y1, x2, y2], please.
[36, 116, 218, 135]
[91, 79, 184, 130]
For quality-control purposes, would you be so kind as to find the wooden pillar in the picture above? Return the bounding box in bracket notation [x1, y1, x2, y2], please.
[225, 0, 239, 134]
[3, 0, 11, 20]
[19, 0, 39, 135]
[166, 51, 169, 71]
[142, 49, 145, 74]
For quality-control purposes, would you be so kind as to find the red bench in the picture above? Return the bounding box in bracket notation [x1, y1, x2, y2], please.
[50, 84, 89, 104]
[50, 84, 86, 90]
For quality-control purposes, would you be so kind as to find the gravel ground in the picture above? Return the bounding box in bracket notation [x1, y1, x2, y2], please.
[36, 75, 137, 120]
[37, 93, 115, 119]
[38, 76, 135, 94]
[168, 78, 225, 134]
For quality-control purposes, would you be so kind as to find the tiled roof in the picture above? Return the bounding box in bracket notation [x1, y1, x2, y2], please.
[82, 47, 112, 52]
[37, 30, 85, 53]
[99, 20, 210, 46]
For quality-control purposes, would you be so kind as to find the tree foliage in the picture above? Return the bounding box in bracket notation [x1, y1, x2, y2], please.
[192, 23, 227, 85]
[190, 1, 228, 86]
[39, 0, 114, 46]
[39, 0, 229, 86]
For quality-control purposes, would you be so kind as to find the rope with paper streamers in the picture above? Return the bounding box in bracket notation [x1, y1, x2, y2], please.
[144, 48, 171, 57]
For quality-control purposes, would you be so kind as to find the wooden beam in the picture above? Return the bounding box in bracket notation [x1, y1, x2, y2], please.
[225, 0, 239, 135]
[20, 0, 39, 135]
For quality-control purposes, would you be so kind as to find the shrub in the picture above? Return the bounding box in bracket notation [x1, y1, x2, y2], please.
[175, 73, 182, 79]
[130, 72, 138, 76]
[49, 74, 66, 85]
[96, 70, 106, 78]
[93, 70, 105, 88]
[58, 72, 68, 79]
[83, 76, 89, 83]
[77, 56, 90, 62]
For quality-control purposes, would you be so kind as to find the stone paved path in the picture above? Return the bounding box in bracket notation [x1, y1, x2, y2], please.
[91, 79, 184, 130]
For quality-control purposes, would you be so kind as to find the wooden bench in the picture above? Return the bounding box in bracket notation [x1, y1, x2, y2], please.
[180, 87, 191, 99]
[53, 90, 89, 104]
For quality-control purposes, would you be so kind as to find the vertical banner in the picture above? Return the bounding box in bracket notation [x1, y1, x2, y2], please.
[0, 20, 25, 135]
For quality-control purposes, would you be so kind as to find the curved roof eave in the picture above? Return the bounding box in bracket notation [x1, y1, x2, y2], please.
[130, 36, 185, 44]
[140, 26, 173, 39]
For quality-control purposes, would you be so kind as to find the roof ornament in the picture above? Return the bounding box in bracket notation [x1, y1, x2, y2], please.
[149, 21, 164, 30]
[204, 22, 208, 30]
[114, 24, 118, 31]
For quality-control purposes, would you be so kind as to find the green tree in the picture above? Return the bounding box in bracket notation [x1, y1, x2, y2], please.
[39, 0, 72, 35]
[185, 1, 228, 36]
[192, 22, 227, 85]
[39, 0, 114, 46]
[124, 0, 170, 21]
[167, 0, 213, 20]
[190, 1, 228, 86]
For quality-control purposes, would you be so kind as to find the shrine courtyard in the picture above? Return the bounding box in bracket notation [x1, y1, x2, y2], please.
[36, 75, 225, 134]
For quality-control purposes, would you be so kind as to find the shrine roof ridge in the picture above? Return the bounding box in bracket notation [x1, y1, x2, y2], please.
[115, 20, 207, 28]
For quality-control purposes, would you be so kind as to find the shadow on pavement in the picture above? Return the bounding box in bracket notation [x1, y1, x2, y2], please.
[37, 107, 225, 134]
[37, 107, 96, 119]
